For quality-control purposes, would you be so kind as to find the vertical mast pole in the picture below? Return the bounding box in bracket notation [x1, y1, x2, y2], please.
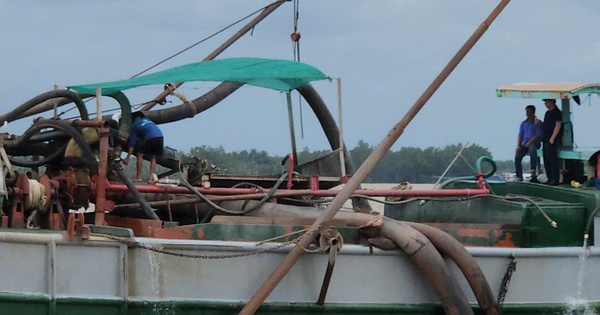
[240, 1, 511, 313]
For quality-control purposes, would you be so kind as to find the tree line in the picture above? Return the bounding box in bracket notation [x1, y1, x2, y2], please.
[183, 141, 516, 183]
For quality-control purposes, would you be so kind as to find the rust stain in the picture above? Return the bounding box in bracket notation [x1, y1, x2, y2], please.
[456, 228, 490, 238]
[151, 225, 196, 239]
[105, 215, 162, 237]
[495, 232, 517, 248]
[196, 227, 205, 239]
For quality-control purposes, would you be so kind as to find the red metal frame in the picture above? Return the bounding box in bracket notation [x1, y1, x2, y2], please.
[103, 181, 489, 198]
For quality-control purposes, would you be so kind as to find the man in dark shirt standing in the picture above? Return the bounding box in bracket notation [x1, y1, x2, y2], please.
[515, 105, 542, 182]
[541, 99, 562, 185]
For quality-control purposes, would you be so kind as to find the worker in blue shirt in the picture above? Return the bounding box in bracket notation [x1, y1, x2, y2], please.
[123, 111, 164, 182]
[515, 105, 543, 182]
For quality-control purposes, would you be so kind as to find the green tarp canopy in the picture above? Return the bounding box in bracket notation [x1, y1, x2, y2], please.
[68, 58, 330, 95]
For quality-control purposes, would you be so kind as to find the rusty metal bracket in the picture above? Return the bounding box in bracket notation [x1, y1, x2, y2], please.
[316, 228, 343, 306]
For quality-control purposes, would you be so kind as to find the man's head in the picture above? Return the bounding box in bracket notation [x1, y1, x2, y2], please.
[543, 99, 556, 109]
[525, 105, 536, 118]
[132, 111, 145, 121]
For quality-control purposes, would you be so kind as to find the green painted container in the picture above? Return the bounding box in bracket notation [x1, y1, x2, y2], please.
[384, 181, 594, 247]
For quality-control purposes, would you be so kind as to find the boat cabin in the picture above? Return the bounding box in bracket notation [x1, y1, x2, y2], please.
[496, 82, 600, 184]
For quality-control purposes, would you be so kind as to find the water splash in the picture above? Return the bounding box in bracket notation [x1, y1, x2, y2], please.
[576, 237, 591, 299]
[564, 299, 597, 315]
[142, 243, 171, 314]
[564, 237, 596, 315]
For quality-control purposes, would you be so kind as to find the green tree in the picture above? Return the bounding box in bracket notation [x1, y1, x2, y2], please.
[183, 142, 508, 182]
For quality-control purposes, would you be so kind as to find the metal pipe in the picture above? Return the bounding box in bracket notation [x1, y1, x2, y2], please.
[141, 0, 287, 111]
[285, 92, 298, 168]
[286, 153, 294, 189]
[240, 1, 511, 313]
[104, 182, 489, 197]
[43, 119, 108, 128]
[94, 127, 110, 225]
[336, 78, 346, 177]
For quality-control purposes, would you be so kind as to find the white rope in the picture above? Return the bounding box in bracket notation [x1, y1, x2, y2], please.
[27, 179, 47, 212]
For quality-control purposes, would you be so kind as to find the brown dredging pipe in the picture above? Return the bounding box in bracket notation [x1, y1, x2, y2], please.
[408, 222, 499, 315]
[233, 201, 493, 314]
[0, 0, 286, 127]
[239, 0, 511, 314]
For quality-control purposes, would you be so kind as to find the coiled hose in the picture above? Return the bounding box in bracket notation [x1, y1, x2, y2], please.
[438, 156, 496, 189]
[7, 120, 97, 171]
[9, 145, 67, 167]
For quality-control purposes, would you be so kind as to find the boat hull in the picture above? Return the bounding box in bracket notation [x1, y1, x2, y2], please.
[0, 231, 598, 314]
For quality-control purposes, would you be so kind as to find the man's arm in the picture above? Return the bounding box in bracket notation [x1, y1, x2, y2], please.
[550, 121, 562, 145]
[524, 135, 538, 147]
[123, 123, 139, 165]
[123, 147, 135, 165]
[516, 122, 524, 152]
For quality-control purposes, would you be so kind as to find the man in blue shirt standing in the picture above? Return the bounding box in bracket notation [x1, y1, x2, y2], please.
[123, 111, 164, 182]
[515, 105, 542, 182]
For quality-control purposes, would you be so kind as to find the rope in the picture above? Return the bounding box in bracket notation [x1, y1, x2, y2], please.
[256, 228, 309, 245]
[27, 179, 47, 212]
[164, 83, 197, 117]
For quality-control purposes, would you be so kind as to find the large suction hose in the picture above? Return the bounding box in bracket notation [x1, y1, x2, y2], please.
[381, 217, 474, 315]
[113, 166, 159, 220]
[6, 120, 97, 170]
[408, 222, 499, 315]
[0, 90, 89, 124]
[237, 201, 474, 314]
[9, 145, 67, 167]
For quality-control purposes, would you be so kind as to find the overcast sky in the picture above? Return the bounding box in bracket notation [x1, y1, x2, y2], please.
[2, 0, 600, 162]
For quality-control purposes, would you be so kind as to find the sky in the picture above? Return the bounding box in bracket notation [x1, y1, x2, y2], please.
[2, 0, 600, 161]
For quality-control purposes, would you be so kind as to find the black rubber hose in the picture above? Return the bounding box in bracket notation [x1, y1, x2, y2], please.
[33, 120, 97, 170]
[297, 84, 372, 212]
[82, 91, 132, 142]
[0, 90, 89, 124]
[179, 172, 288, 216]
[28, 130, 70, 143]
[9, 145, 67, 167]
[114, 166, 159, 220]
[4, 120, 97, 171]
[140, 82, 243, 124]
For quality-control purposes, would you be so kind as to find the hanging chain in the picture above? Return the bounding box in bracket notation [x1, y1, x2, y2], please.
[497, 254, 517, 307]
